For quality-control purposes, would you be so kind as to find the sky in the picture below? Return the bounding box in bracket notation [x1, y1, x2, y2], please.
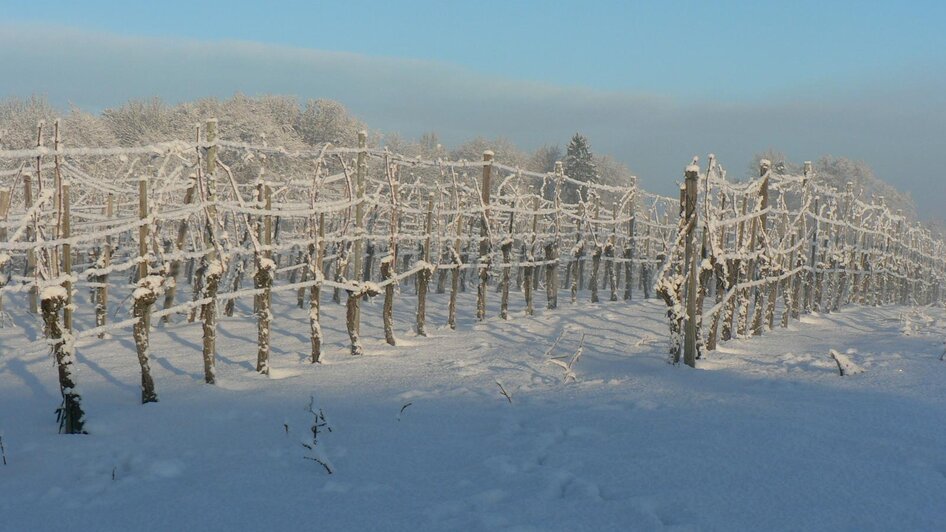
[2, 0, 945, 216]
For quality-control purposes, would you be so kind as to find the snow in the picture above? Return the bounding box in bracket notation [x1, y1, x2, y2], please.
[1, 289, 946, 531]
[829, 348, 866, 376]
[256, 257, 275, 271]
[39, 285, 67, 301]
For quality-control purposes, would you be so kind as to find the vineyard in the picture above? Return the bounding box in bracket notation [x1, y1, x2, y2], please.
[1, 120, 945, 434]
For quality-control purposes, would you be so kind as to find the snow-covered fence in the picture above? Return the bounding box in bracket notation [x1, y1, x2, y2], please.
[656, 155, 946, 366]
[0, 119, 679, 427]
[2, 120, 943, 430]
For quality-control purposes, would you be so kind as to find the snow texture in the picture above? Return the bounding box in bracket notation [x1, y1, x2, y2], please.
[1, 291, 946, 531]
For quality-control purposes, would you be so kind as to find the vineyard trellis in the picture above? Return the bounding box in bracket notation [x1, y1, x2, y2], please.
[1, 119, 944, 433]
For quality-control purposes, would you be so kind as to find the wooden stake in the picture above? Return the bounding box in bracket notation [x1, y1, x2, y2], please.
[682, 165, 699, 367]
[476, 150, 494, 321]
[256, 184, 274, 374]
[62, 182, 73, 331]
[163, 176, 196, 321]
[96, 194, 113, 337]
[417, 194, 435, 335]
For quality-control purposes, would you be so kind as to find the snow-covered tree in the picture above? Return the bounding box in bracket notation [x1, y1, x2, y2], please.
[563, 133, 597, 202]
[297, 98, 364, 147]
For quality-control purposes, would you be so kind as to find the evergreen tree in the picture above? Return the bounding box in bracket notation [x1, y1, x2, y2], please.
[563, 133, 597, 202]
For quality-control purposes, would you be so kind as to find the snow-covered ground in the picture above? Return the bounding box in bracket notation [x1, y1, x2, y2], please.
[2, 289, 945, 531]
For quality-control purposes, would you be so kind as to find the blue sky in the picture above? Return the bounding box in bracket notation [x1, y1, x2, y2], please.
[2, 0, 945, 215]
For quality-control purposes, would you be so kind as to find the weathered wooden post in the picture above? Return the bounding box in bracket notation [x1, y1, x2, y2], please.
[416, 193, 435, 336]
[24, 173, 37, 313]
[804, 162, 817, 313]
[132, 275, 163, 404]
[256, 184, 274, 374]
[722, 195, 745, 339]
[61, 181, 73, 331]
[95, 194, 113, 336]
[590, 197, 602, 303]
[165, 177, 196, 321]
[813, 196, 825, 312]
[447, 195, 464, 329]
[624, 186, 636, 301]
[782, 233, 798, 328]
[382, 161, 399, 346]
[547, 161, 564, 310]
[525, 195, 540, 315]
[476, 150, 494, 321]
[309, 212, 325, 363]
[683, 165, 699, 367]
[351, 130, 368, 330]
[751, 160, 770, 336]
[0, 189, 9, 244]
[606, 203, 618, 302]
[571, 206, 584, 303]
[138, 177, 149, 282]
[41, 287, 85, 433]
[499, 192, 515, 319]
[0, 188, 9, 317]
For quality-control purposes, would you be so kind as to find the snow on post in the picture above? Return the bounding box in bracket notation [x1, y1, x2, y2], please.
[133, 275, 165, 403]
[682, 164, 700, 367]
[256, 184, 275, 375]
[415, 193, 435, 336]
[41, 285, 86, 433]
[476, 150, 493, 321]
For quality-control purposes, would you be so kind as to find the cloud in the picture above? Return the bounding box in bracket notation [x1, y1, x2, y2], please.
[1, 24, 944, 216]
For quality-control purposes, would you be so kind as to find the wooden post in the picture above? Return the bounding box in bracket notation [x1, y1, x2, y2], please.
[802, 162, 817, 313]
[476, 150, 494, 321]
[0, 188, 9, 316]
[590, 197, 602, 303]
[96, 194, 113, 336]
[203, 119, 219, 251]
[547, 162, 564, 309]
[447, 196, 463, 329]
[525, 195, 539, 316]
[682, 165, 699, 367]
[624, 187, 636, 301]
[199, 126, 222, 384]
[382, 164, 399, 346]
[499, 200, 514, 320]
[782, 233, 798, 328]
[310, 212, 325, 363]
[813, 197, 825, 312]
[132, 276, 162, 404]
[138, 178, 149, 282]
[24, 174, 37, 313]
[607, 203, 618, 302]
[696, 226, 712, 355]
[751, 160, 770, 336]
[416, 193, 434, 336]
[0, 189, 9, 243]
[571, 208, 583, 303]
[724, 196, 747, 338]
[352, 131, 368, 327]
[164, 177, 196, 321]
[41, 288, 85, 433]
[256, 184, 274, 374]
[62, 182, 73, 331]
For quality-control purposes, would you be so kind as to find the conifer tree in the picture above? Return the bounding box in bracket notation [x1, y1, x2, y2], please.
[563, 133, 597, 202]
